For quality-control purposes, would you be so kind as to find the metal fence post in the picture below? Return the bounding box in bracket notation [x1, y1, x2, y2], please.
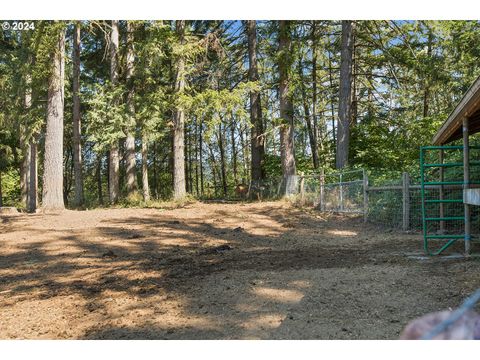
[463, 116, 471, 255]
[320, 168, 325, 211]
[402, 172, 410, 231]
[363, 169, 369, 223]
[439, 149, 445, 233]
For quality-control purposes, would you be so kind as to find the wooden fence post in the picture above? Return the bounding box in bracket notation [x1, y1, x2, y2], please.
[363, 169, 369, 223]
[402, 172, 410, 231]
[320, 168, 325, 211]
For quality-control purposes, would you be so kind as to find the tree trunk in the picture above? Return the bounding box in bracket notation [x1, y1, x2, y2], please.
[423, 27, 433, 118]
[218, 123, 227, 197]
[278, 21, 296, 179]
[199, 118, 204, 196]
[188, 127, 194, 194]
[247, 20, 265, 182]
[173, 20, 187, 200]
[152, 141, 158, 198]
[231, 119, 238, 184]
[194, 117, 200, 196]
[125, 21, 137, 197]
[336, 20, 354, 169]
[298, 59, 319, 170]
[42, 26, 65, 211]
[328, 50, 336, 148]
[72, 22, 84, 207]
[27, 137, 38, 212]
[185, 127, 190, 193]
[141, 133, 150, 201]
[0, 170, 2, 207]
[20, 74, 32, 208]
[311, 21, 321, 168]
[97, 153, 103, 205]
[109, 20, 120, 204]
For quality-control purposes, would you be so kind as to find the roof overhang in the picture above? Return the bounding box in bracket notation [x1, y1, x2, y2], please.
[432, 75, 480, 145]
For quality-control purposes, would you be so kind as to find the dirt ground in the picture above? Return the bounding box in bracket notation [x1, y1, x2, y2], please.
[1, 201, 480, 339]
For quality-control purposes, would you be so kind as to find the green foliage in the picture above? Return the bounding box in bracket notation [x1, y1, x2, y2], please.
[85, 82, 127, 151]
[0, 167, 20, 207]
[3, 20, 480, 207]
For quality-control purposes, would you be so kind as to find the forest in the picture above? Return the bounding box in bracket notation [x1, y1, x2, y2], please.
[4, 16, 480, 343]
[1, 20, 480, 210]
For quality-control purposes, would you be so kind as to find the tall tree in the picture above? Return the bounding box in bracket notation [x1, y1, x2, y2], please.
[42, 25, 66, 211]
[72, 22, 84, 206]
[125, 21, 137, 197]
[109, 20, 120, 204]
[278, 21, 296, 182]
[28, 130, 38, 212]
[21, 74, 31, 209]
[310, 21, 320, 169]
[141, 136, 150, 201]
[172, 20, 187, 200]
[336, 20, 354, 169]
[246, 20, 265, 183]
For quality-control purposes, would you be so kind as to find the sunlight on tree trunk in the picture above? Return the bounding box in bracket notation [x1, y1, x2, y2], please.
[173, 20, 187, 200]
[336, 20, 354, 170]
[42, 26, 65, 211]
[72, 22, 84, 207]
[109, 20, 120, 204]
[278, 20, 296, 183]
[125, 21, 137, 197]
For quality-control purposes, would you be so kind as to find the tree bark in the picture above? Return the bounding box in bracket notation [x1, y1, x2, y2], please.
[278, 21, 296, 178]
[185, 127, 190, 193]
[218, 123, 227, 197]
[311, 21, 320, 169]
[42, 26, 65, 211]
[298, 59, 319, 170]
[152, 141, 158, 198]
[172, 20, 187, 200]
[247, 20, 265, 182]
[231, 119, 238, 184]
[336, 20, 354, 169]
[125, 21, 137, 196]
[328, 50, 336, 147]
[72, 22, 84, 207]
[199, 118, 204, 196]
[109, 20, 120, 204]
[187, 127, 194, 194]
[0, 170, 2, 207]
[194, 117, 199, 196]
[141, 133, 150, 201]
[423, 27, 433, 118]
[97, 153, 103, 205]
[20, 73, 32, 208]
[28, 137, 38, 212]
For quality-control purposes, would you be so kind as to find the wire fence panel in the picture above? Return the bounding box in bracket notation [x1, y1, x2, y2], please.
[366, 187, 404, 228]
[322, 181, 364, 213]
[246, 167, 479, 237]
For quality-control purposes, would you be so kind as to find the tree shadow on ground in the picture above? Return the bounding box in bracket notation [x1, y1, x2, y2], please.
[1, 204, 479, 339]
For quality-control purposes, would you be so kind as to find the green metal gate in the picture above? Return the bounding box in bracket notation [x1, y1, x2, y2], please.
[420, 145, 480, 255]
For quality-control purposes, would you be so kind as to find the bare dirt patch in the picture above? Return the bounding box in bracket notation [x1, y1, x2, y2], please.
[1, 201, 480, 339]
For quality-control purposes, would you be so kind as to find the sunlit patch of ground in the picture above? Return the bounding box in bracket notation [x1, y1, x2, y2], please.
[1, 201, 480, 339]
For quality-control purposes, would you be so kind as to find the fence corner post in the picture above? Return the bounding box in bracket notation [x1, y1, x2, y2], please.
[363, 169, 369, 223]
[402, 172, 410, 231]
